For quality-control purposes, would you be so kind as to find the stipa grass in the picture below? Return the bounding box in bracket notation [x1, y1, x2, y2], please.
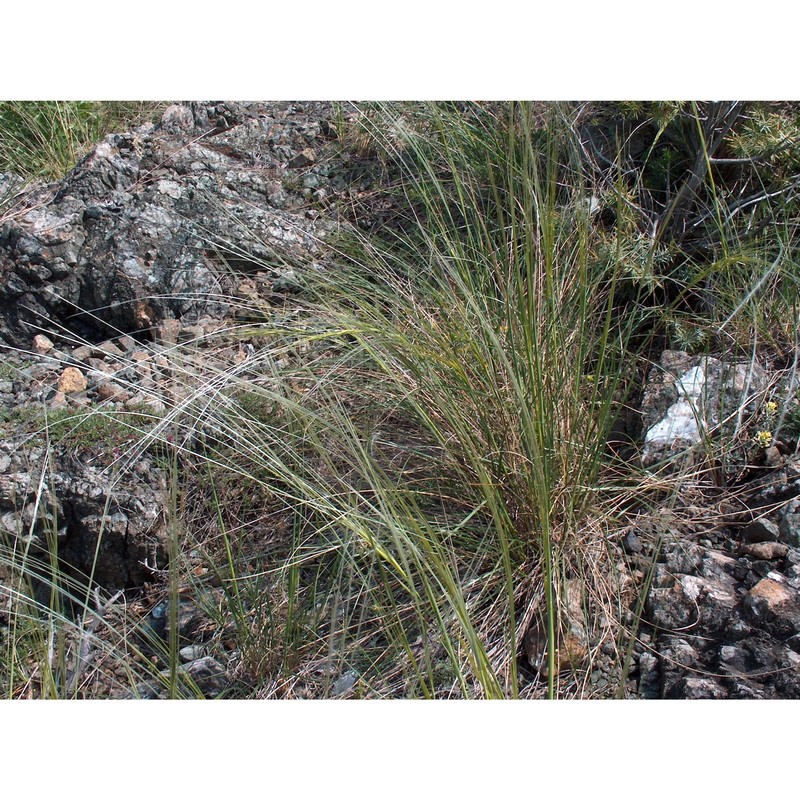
[142, 102, 653, 697]
[307, 103, 651, 695]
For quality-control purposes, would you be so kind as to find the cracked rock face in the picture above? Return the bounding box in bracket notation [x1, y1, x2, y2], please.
[0, 436, 167, 594]
[0, 102, 344, 349]
[0, 101, 378, 604]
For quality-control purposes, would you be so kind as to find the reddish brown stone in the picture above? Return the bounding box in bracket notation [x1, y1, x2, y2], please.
[741, 542, 789, 560]
[748, 578, 794, 609]
[96, 382, 130, 403]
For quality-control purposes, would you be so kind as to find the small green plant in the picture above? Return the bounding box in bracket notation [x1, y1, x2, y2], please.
[1, 404, 159, 458]
[729, 107, 800, 173]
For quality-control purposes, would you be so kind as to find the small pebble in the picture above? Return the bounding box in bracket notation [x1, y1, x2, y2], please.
[32, 334, 54, 354]
[179, 645, 206, 663]
[57, 367, 87, 394]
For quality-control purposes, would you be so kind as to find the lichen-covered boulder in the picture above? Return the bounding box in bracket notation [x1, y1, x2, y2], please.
[0, 102, 344, 349]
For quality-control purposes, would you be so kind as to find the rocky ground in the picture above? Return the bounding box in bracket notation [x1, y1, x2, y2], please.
[2, 102, 799, 698]
[0, 101, 371, 697]
[625, 350, 800, 698]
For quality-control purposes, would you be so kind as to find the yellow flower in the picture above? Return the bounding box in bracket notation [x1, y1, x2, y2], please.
[753, 430, 773, 448]
[764, 401, 778, 416]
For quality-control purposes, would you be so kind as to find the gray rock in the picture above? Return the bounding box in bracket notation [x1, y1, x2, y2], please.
[719, 644, 750, 674]
[726, 681, 768, 699]
[160, 104, 195, 133]
[741, 518, 781, 543]
[670, 676, 729, 699]
[95, 340, 125, 359]
[0, 102, 341, 349]
[647, 584, 697, 631]
[182, 656, 228, 698]
[288, 148, 316, 168]
[778, 505, 800, 547]
[636, 652, 660, 698]
[622, 530, 643, 555]
[663, 541, 704, 574]
[124, 681, 165, 700]
[659, 638, 702, 697]
[179, 645, 207, 663]
[700, 549, 738, 582]
[332, 670, 359, 696]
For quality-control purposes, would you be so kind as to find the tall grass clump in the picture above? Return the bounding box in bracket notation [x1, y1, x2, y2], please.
[169, 102, 652, 697]
[313, 102, 650, 695]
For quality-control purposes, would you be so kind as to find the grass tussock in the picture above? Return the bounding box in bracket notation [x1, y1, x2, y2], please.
[158, 103, 653, 697]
